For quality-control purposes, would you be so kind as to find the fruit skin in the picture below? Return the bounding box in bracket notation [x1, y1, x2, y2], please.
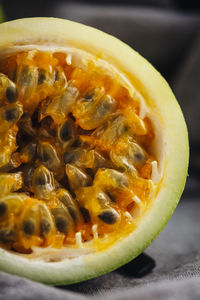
[0, 18, 189, 285]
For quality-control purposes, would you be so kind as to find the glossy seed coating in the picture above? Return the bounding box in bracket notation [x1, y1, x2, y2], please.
[98, 209, 120, 225]
[20, 143, 37, 163]
[22, 220, 35, 235]
[54, 67, 68, 89]
[76, 186, 120, 226]
[94, 168, 129, 190]
[0, 73, 18, 104]
[39, 204, 55, 238]
[56, 188, 82, 223]
[63, 148, 84, 165]
[66, 164, 92, 191]
[40, 82, 78, 124]
[18, 113, 37, 137]
[73, 88, 116, 130]
[40, 219, 51, 236]
[52, 206, 74, 234]
[32, 165, 55, 200]
[16, 65, 38, 103]
[0, 49, 156, 251]
[6, 86, 18, 103]
[38, 142, 60, 172]
[58, 120, 74, 142]
[5, 105, 23, 123]
[0, 104, 23, 133]
[0, 127, 18, 168]
[21, 203, 41, 238]
[110, 137, 147, 172]
[38, 68, 54, 86]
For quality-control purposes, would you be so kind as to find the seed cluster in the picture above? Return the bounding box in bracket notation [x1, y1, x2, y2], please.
[0, 50, 155, 252]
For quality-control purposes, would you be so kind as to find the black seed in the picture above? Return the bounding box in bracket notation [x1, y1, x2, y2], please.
[63, 152, 76, 164]
[68, 206, 78, 221]
[55, 215, 68, 233]
[40, 148, 51, 163]
[5, 107, 20, 122]
[59, 121, 73, 142]
[31, 110, 39, 128]
[98, 210, 119, 225]
[40, 219, 51, 236]
[23, 165, 35, 188]
[27, 143, 37, 159]
[68, 112, 76, 122]
[38, 70, 46, 85]
[84, 91, 94, 101]
[85, 168, 94, 178]
[22, 220, 35, 235]
[106, 192, 116, 203]
[80, 206, 90, 223]
[38, 144, 60, 172]
[35, 176, 46, 186]
[134, 152, 144, 161]
[123, 125, 130, 133]
[6, 86, 18, 103]
[40, 116, 53, 127]
[55, 71, 59, 81]
[18, 116, 36, 138]
[0, 202, 7, 217]
[0, 229, 15, 243]
[115, 174, 128, 188]
[95, 100, 111, 117]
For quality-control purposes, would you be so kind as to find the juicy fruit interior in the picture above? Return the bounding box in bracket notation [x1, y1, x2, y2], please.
[0, 49, 159, 257]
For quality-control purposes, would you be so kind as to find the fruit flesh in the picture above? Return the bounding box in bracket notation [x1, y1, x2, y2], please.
[0, 18, 189, 285]
[0, 49, 157, 252]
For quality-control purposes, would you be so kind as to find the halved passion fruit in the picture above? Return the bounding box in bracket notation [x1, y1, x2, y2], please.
[0, 18, 189, 285]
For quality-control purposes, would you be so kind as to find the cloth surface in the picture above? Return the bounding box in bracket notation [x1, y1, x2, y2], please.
[0, 3, 200, 300]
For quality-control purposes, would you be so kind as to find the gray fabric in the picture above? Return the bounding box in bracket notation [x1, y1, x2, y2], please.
[0, 272, 86, 300]
[0, 3, 200, 300]
[94, 278, 200, 300]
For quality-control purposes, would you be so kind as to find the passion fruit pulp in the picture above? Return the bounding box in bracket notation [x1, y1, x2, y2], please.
[0, 17, 189, 285]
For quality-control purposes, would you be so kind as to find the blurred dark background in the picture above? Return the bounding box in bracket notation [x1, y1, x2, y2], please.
[1, 0, 200, 195]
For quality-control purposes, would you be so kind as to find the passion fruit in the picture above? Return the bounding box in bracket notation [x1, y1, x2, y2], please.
[0, 17, 189, 285]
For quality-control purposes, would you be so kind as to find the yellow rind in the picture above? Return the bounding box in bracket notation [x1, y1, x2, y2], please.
[0, 18, 189, 285]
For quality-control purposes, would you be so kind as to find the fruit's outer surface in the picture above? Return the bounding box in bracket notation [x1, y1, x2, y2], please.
[0, 18, 189, 285]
